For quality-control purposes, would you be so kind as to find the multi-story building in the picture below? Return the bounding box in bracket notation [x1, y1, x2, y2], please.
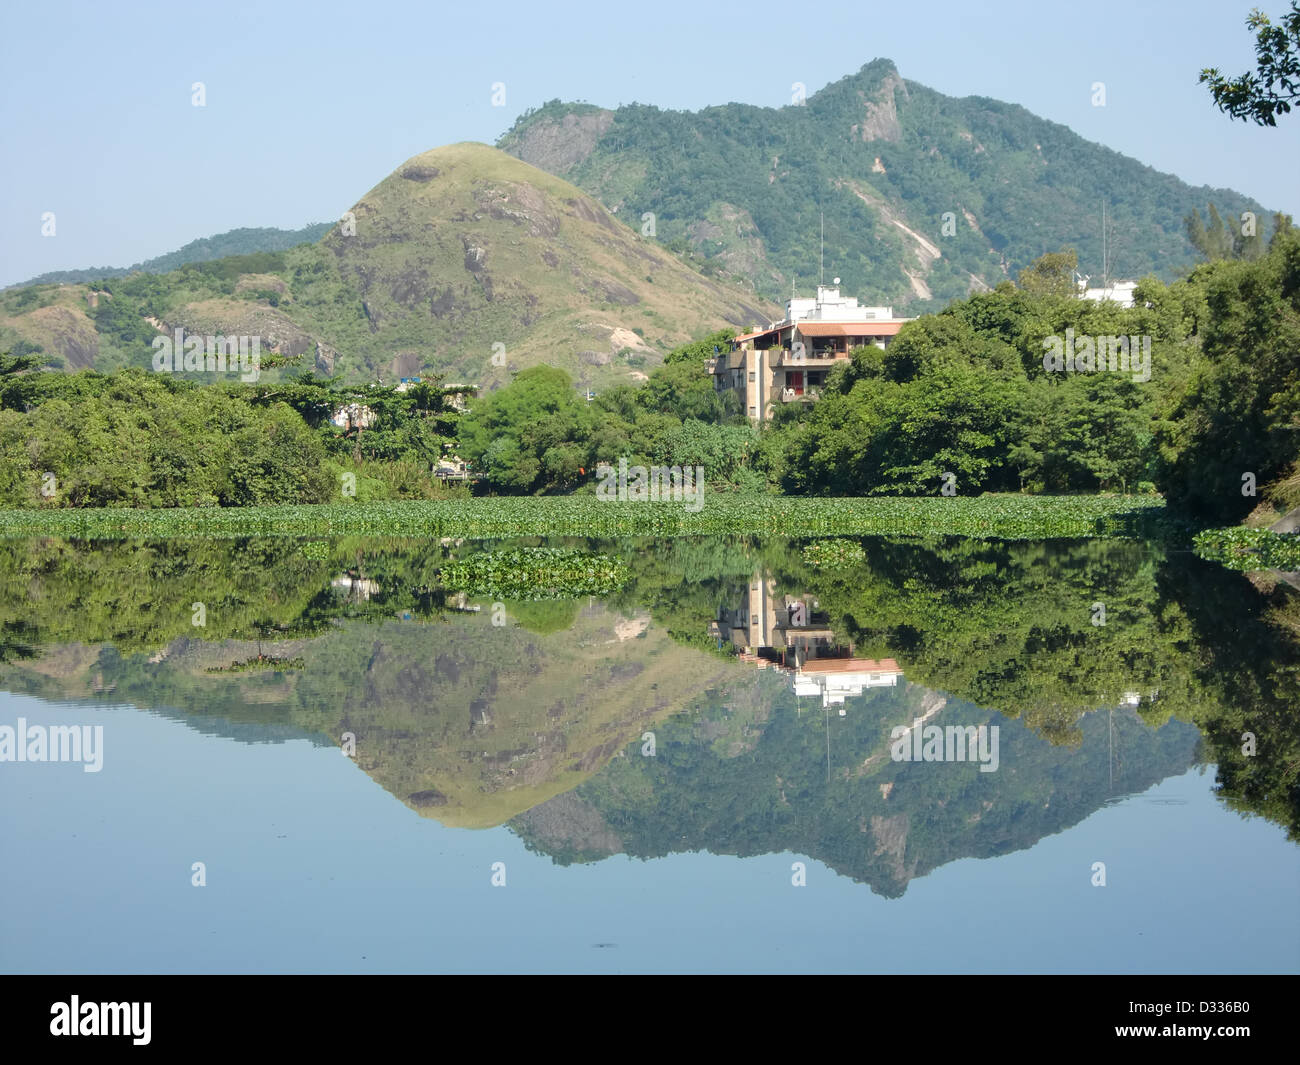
[707, 282, 913, 421]
[709, 575, 904, 710]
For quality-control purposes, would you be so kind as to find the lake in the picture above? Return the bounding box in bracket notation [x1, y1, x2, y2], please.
[1, 534, 1297, 973]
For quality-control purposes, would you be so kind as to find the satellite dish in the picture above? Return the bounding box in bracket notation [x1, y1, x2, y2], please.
[833, 276, 840, 285]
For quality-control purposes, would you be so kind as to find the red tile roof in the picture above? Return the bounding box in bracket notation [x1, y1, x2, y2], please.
[796, 322, 905, 337]
[800, 657, 902, 674]
[732, 325, 784, 343]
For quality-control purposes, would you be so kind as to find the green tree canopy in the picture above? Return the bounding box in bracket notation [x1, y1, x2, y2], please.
[1201, 3, 1300, 126]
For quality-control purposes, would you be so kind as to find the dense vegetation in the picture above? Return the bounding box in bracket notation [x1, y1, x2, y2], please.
[422, 230, 1300, 522]
[0, 359, 471, 507]
[10, 224, 333, 288]
[439, 547, 629, 600]
[1194, 526, 1300, 570]
[1158, 226, 1300, 520]
[0, 207, 1295, 536]
[0, 191, 1294, 546]
[0, 495, 1172, 540]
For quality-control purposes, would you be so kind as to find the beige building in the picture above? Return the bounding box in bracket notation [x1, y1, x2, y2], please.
[707, 283, 913, 421]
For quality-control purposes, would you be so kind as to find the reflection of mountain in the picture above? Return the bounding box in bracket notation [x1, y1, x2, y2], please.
[1, 533, 1297, 841]
[0, 605, 754, 829]
[512, 686, 1202, 897]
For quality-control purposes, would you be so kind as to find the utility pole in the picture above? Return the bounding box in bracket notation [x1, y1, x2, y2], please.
[1101, 200, 1108, 290]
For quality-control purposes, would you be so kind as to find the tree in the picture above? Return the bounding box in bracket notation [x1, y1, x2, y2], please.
[1184, 203, 1266, 261]
[0, 349, 42, 376]
[457, 367, 596, 494]
[1017, 249, 1080, 299]
[1157, 228, 1300, 519]
[1201, 3, 1300, 126]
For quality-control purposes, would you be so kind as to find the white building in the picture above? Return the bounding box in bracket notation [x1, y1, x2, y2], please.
[793, 658, 903, 711]
[708, 282, 913, 421]
[1078, 278, 1138, 309]
[330, 403, 378, 431]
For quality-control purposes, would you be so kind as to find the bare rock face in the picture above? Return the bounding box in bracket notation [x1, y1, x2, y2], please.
[513, 790, 624, 859]
[314, 341, 337, 375]
[462, 239, 487, 274]
[22, 305, 100, 369]
[1270, 507, 1300, 533]
[508, 109, 615, 175]
[856, 71, 908, 143]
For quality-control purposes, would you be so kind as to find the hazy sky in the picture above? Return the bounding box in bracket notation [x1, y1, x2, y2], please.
[1, 0, 1295, 287]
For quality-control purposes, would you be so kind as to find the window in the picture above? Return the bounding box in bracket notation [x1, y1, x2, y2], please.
[748, 371, 756, 382]
[748, 406, 757, 417]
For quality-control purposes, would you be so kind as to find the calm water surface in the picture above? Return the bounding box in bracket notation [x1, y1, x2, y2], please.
[1, 535, 1297, 973]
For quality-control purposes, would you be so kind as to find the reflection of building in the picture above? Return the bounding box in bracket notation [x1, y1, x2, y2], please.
[331, 574, 379, 600]
[435, 454, 476, 482]
[710, 575, 902, 709]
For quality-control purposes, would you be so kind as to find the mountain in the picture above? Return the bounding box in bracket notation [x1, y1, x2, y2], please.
[0, 144, 776, 387]
[498, 58, 1274, 310]
[9, 224, 334, 288]
[511, 688, 1201, 897]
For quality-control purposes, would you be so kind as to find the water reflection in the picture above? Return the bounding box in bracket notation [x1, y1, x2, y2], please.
[0, 534, 1296, 890]
[711, 576, 903, 708]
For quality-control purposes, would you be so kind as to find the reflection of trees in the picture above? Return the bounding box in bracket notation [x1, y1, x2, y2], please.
[610, 535, 1299, 837]
[0, 620, 39, 665]
[765, 538, 1202, 736]
[1158, 558, 1300, 839]
[0, 532, 1296, 838]
[0, 537, 456, 657]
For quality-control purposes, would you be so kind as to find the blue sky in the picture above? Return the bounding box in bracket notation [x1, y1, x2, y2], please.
[1, 0, 1295, 287]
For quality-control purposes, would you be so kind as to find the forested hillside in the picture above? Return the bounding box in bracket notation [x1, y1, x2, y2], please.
[500, 59, 1273, 309]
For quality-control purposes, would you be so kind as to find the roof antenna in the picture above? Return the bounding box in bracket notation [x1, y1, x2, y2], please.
[820, 211, 825, 286]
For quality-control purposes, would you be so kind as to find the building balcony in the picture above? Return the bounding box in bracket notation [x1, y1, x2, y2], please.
[770, 348, 847, 367]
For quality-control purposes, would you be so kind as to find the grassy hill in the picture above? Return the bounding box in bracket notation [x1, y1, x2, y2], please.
[499, 58, 1273, 311]
[0, 144, 777, 388]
